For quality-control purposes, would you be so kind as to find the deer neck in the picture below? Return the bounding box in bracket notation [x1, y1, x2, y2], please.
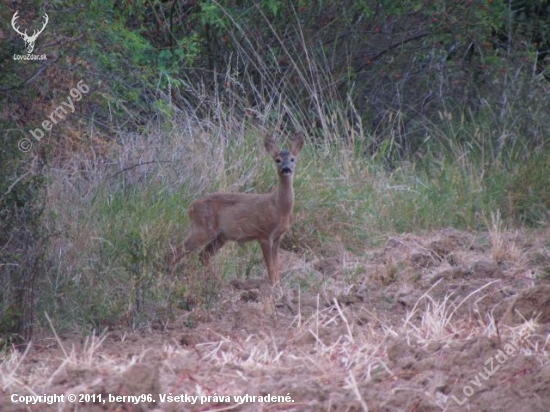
[276, 175, 294, 219]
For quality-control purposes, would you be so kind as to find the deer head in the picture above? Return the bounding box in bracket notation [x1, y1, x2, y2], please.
[11, 11, 49, 54]
[264, 133, 304, 179]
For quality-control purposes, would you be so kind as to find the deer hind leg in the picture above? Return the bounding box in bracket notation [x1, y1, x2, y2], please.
[168, 244, 185, 276]
[199, 236, 226, 266]
[198, 236, 226, 281]
[169, 220, 215, 275]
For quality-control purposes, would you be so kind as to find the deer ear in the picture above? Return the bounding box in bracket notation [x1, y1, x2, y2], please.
[291, 133, 304, 156]
[264, 136, 279, 157]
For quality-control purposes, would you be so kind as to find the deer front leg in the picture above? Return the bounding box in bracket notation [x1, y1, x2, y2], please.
[272, 237, 282, 284]
[259, 238, 277, 285]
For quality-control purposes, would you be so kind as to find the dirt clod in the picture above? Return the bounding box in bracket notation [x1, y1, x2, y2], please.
[504, 285, 550, 325]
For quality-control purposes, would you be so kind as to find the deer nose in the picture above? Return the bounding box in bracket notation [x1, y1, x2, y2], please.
[281, 166, 292, 174]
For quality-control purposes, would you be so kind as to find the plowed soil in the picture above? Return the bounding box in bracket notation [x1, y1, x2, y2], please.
[2, 228, 550, 411]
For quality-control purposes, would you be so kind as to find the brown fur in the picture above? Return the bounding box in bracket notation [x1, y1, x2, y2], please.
[171, 134, 304, 284]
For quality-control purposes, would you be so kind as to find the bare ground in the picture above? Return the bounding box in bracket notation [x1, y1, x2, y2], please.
[2, 227, 550, 411]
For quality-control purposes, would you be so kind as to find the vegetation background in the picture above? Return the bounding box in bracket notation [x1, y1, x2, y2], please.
[1, 0, 549, 342]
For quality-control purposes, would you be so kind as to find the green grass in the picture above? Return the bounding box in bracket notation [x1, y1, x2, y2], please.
[35, 109, 549, 330]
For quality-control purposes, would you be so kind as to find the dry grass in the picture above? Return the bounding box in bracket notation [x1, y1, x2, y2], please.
[1, 302, 544, 411]
[487, 211, 524, 265]
[2, 228, 550, 411]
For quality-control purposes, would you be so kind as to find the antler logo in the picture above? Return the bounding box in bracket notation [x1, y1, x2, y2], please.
[11, 11, 49, 54]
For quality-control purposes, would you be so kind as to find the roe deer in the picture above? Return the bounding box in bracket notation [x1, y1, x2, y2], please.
[171, 133, 304, 285]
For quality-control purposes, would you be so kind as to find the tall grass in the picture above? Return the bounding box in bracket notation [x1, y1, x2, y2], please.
[37, 9, 549, 330]
[39, 109, 548, 329]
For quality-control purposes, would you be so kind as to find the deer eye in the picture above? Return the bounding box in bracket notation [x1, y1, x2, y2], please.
[276, 159, 281, 163]
[291, 158, 295, 162]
